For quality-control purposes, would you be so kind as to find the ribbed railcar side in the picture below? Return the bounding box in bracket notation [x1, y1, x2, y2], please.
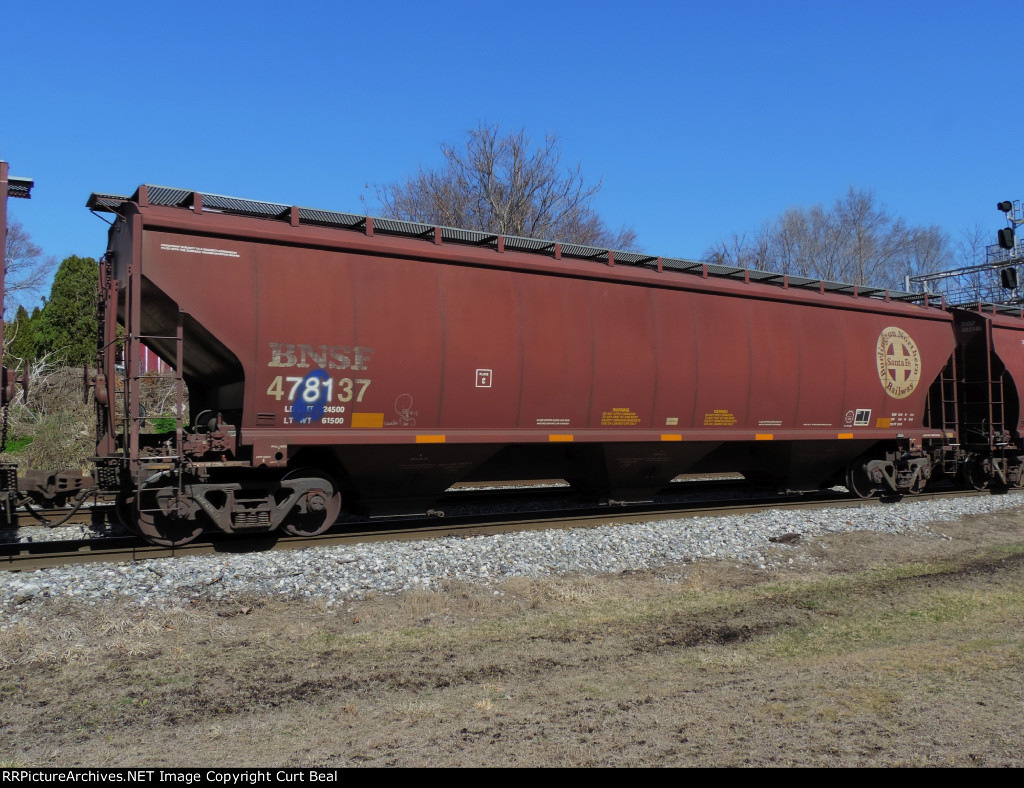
[89, 185, 968, 541]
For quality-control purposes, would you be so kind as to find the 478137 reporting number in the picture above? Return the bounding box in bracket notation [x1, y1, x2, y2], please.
[266, 375, 371, 404]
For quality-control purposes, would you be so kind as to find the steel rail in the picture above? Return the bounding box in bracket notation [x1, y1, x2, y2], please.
[0, 477, 744, 532]
[3, 487, 1017, 573]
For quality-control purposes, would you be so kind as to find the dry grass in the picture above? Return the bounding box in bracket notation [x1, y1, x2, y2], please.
[0, 363, 93, 470]
[2, 507, 1024, 766]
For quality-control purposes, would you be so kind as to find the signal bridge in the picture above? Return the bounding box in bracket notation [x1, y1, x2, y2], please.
[906, 199, 1024, 311]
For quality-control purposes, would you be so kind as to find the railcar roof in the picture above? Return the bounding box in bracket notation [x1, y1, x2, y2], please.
[89, 184, 938, 309]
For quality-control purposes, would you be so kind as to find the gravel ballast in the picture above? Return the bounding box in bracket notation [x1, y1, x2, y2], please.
[2, 493, 1023, 621]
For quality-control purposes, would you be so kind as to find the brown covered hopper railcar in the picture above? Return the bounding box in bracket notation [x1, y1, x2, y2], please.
[87, 185, 961, 545]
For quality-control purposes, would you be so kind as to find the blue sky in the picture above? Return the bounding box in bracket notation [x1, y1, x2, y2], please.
[3, 0, 1021, 302]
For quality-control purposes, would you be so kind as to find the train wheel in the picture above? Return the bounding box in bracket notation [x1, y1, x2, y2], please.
[133, 477, 204, 547]
[962, 458, 991, 491]
[1010, 458, 1024, 489]
[280, 469, 341, 537]
[846, 458, 878, 499]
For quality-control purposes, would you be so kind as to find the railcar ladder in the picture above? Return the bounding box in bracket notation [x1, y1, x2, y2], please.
[983, 324, 1007, 448]
[126, 311, 186, 463]
[988, 376, 1006, 447]
[939, 361, 959, 430]
[938, 358, 960, 475]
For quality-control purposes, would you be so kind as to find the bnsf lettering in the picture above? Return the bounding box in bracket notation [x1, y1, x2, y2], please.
[268, 343, 374, 370]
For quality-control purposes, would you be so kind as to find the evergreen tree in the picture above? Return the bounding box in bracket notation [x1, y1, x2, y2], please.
[36, 255, 98, 365]
[3, 304, 40, 365]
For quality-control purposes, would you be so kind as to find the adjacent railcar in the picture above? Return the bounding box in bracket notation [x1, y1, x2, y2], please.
[948, 308, 1024, 487]
[87, 185, 965, 545]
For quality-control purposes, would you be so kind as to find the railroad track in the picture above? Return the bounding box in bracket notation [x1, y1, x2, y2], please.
[0, 476, 743, 531]
[3, 485, 1016, 572]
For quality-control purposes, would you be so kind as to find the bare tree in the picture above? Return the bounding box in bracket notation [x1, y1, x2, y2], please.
[948, 222, 995, 301]
[706, 230, 770, 270]
[900, 225, 953, 280]
[955, 222, 989, 269]
[5, 219, 56, 314]
[376, 124, 638, 250]
[705, 188, 953, 289]
[772, 205, 848, 282]
[835, 188, 899, 285]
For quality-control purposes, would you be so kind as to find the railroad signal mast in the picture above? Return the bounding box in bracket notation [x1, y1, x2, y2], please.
[1, 160, 35, 379]
[0, 158, 33, 400]
[1, 158, 33, 518]
[1, 160, 33, 405]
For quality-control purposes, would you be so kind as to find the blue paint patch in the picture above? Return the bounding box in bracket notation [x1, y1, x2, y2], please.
[291, 369, 330, 424]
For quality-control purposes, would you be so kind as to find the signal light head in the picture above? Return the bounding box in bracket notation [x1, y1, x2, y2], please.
[998, 227, 1016, 250]
[997, 201, 1014, 213]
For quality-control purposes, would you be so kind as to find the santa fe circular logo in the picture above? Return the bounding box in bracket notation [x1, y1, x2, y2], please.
[876, 327, 921, 399]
